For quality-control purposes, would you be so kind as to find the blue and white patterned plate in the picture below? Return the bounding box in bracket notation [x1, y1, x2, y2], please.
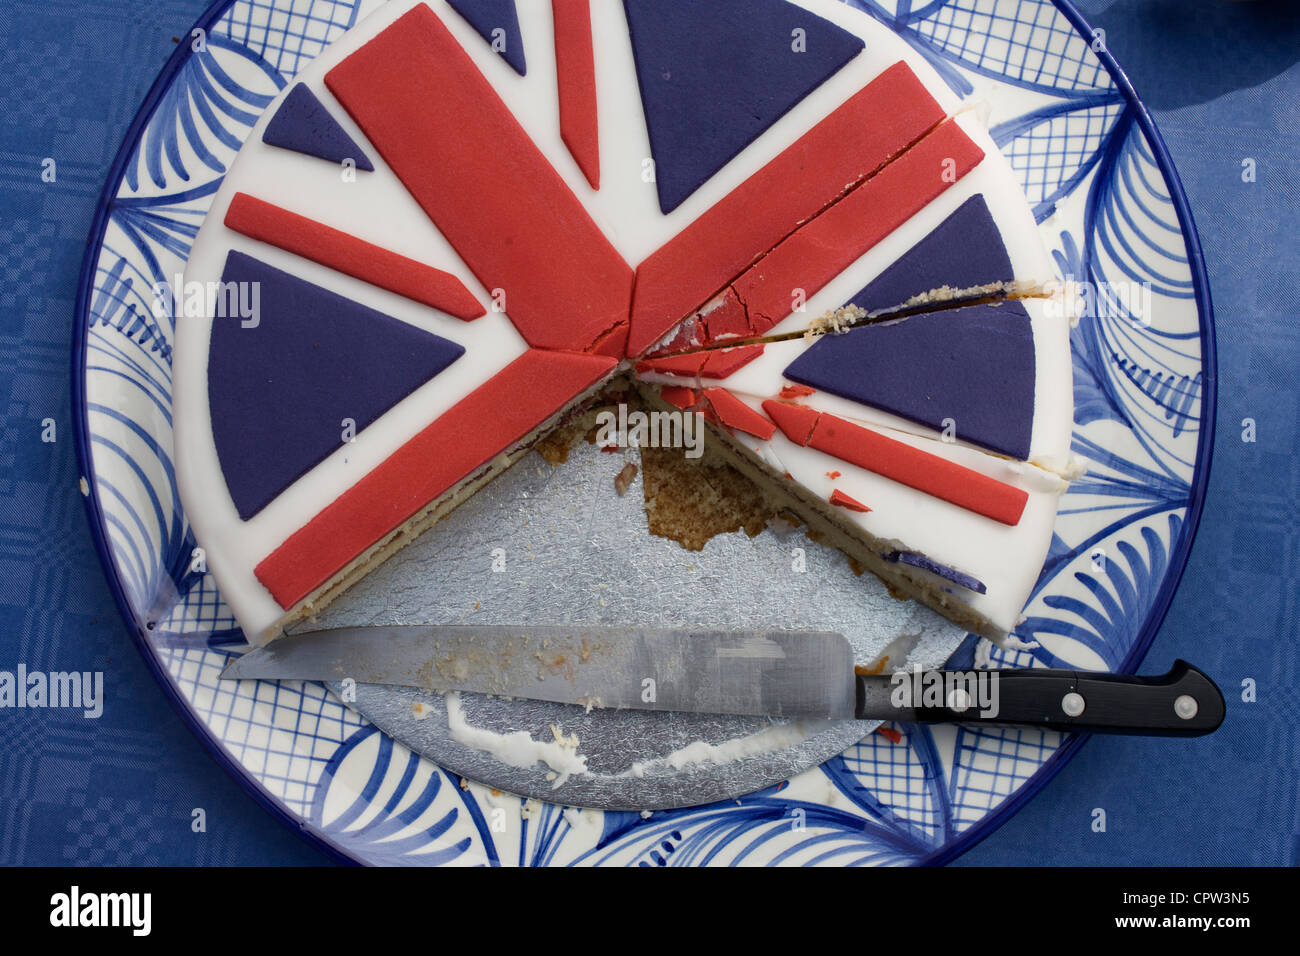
[72, 0, 1214, 865]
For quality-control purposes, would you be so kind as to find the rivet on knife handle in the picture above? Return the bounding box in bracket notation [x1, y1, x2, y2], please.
[855, 660, 1226, 737]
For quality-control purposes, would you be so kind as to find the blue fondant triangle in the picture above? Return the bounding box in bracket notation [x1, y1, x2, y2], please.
[263, 84, 375, 171]
[209, 252, 465, 520]
[784, 302, 1037, 459]
[623, 0, 863, 214]
[847, 195, 1014, 313]
[447, 0, 527, 75]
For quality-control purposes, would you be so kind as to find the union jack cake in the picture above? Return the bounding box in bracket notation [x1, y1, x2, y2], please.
[174, 0, 1077, 644]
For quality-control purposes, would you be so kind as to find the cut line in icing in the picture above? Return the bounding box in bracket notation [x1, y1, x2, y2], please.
[680, 119, 985, 345]
[784, 301, 1037, 460]
[627, 61, 946, 357]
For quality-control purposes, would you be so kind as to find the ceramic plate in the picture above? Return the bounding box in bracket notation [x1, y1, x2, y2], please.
[73, 0, 1214, 866]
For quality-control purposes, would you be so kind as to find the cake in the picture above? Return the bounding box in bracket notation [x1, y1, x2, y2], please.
[174, 0, 1077, 645]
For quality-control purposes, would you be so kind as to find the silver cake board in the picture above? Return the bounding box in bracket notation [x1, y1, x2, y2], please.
[308, 436, 966, 810]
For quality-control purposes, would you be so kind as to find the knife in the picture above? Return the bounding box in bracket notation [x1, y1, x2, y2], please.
[221, 625, 1224, 736]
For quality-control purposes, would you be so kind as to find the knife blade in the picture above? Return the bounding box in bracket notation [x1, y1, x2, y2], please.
[222, 625, 1224, 735]
[224, 625, 858, 719]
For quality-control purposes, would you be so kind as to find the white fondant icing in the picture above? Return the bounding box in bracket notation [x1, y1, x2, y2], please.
[578, 0, 969, 264]
[716, 391, 1068, 637]
[640, 108, 1064, 357]
[758, 110, 1062, 337]
[445, 692, 588, 789]
[638, 108, 1075, 473]
[176, 0, 1070, 643]
[642, 297, 1076, 473]
[178, 1, 537, 640]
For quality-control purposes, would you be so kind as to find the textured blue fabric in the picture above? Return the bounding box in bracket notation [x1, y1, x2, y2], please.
[957, 0, 1300, 868]
[0, 0, 1294, 866]
[0, 0, 331, 866]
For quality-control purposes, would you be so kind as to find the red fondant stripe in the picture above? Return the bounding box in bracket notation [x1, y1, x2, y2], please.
[697, 288, 752, 340]
[552, 0, 600, 190]
[725, 121, 984, 335]
[647, 317, 707, 357]
[256, 350, 617, 608]
[780, 384, 816, 399]
[588, 321, 628, 358]
[762, 401, 1027, 525]
[661, 122, 983, 350]
[636, 353, 705, 377]
[829, 489, 871, 513]
[700, 345, 765, 379]
[657, 386, 698, 410]
[702, 388, 775, 440]
[627, 62, 945, 356]
[224, 193, 486, 320]
[325, 5, 632, 353]
[636, 344, 765, 380]
[763, 400, 821, 446]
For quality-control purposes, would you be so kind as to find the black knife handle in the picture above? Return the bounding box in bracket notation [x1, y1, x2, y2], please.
[857, 660, 1225, 736]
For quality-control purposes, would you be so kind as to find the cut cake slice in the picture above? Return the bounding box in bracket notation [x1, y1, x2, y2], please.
[173, 0, 1071, 646]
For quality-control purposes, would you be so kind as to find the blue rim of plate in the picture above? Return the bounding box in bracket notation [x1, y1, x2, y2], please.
[921, 0, 1217, 866]
[70, 0, 1216, 867]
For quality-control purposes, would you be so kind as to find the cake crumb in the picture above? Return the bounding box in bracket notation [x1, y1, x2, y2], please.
[640, 441, 776, 551]
[855, 655, 890, 676]
[410, 700, 433, 721]
[614, 462, 639, 496]
[805, 304, 866, 338]
[884, 580, 911, 602]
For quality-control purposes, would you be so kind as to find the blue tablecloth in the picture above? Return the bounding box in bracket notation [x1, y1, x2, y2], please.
[0, 0, 1295, 865]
